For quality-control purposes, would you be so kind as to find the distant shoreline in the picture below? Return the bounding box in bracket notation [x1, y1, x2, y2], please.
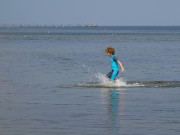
[1, 24, 180, 28]
[0, 24, 98, 27]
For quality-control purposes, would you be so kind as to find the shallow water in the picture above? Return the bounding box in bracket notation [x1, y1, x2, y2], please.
[0, 26, 180, 135]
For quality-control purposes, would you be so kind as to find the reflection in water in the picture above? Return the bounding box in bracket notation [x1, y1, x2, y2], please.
[102, 88, 125, 134]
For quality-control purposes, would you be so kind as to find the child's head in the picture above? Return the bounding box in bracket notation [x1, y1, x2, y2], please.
[105, 47, 115, 56]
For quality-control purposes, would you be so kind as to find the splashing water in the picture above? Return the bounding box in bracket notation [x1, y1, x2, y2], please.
[79, 72, 132, 88]
[95, 73, 127, 87]
[81, 65, 144, 88]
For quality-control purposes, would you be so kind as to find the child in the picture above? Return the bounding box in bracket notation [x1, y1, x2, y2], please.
[105, 47, 125, 85]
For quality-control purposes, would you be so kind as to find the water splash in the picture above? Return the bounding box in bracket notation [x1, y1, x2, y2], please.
[79, 72, 142, 88]
[95, 73, 127, 87]
[81, 64, 144, 88]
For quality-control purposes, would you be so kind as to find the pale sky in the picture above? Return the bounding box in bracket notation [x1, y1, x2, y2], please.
[0, 0, 180, 26]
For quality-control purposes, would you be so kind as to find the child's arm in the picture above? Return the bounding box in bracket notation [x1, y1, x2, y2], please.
[117, 60, 125, 72]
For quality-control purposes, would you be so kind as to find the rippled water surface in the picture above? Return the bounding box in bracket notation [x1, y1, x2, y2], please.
[0, 26, 180, 135]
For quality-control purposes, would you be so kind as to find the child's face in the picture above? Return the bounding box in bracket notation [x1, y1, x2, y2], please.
[107, 52, 112, 56]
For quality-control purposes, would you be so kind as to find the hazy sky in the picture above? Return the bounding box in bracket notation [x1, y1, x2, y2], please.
[0, 0, 180, 26]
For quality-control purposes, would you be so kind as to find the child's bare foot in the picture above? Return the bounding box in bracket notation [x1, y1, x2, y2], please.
[115, 79, 120, 83]
[109, 81, 114, 85]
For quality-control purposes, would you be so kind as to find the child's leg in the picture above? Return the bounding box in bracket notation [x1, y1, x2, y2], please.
[114, 71, 119, 82]
[106, 70, 113, 79]
[105, 71, 112, 82]
[110, 70, 118, 82]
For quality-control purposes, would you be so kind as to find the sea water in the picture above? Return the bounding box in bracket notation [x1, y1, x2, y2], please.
[0, 26, 180, 135]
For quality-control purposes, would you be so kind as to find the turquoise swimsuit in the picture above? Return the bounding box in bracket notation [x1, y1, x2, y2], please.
[107, 55, 119, 82]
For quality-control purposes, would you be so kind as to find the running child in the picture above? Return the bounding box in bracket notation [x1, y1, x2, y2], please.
[105, 47, 125, 85]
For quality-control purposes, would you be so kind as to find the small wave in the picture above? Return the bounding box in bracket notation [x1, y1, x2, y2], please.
[127, 81, 180, 88]
[56, 81, 180, 89]
[77, 81, 180, 88]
